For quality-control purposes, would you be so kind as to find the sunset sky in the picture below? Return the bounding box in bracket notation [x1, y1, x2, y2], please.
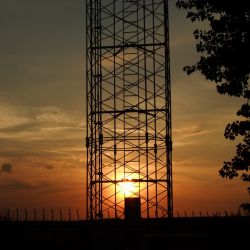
[0, 0, 248, 218]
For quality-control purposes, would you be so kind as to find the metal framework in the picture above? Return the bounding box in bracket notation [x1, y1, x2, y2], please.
[86, 0, 172, 219]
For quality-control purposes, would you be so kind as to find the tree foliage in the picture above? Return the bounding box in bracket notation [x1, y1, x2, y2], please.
[176, 0, 250, 209]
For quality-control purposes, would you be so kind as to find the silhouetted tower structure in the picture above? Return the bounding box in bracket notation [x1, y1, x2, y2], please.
[86, 0, 172, 219]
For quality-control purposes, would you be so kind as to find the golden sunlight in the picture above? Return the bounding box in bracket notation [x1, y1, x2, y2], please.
[118, 180, 137, 197]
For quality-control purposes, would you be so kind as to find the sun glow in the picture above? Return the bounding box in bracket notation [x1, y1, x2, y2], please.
[118, 180, 136, 197]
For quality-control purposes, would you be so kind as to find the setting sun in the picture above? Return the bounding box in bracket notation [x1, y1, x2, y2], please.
[118, 180, 137, 197]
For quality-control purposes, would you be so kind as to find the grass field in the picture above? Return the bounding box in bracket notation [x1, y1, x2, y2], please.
[1, 217, 249, 250]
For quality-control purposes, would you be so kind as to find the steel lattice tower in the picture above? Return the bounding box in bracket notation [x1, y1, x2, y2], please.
[86, 0, 172, 219]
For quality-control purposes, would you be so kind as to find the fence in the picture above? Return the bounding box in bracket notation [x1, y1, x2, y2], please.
[0, 208, 84, 222]
[0, 208, 249, 222]
[173, 210, 249, 218]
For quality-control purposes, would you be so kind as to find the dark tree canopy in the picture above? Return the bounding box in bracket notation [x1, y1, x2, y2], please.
[176, 0, 250, 210]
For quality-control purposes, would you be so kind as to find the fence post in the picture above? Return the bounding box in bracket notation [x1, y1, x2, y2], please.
[16, 208, 19, 222]
[68, 209, 71, 221]
[34, 208, 37, 221]
[25, 208, 28, 221]
[77, 209, 80, 221]
[43, 208, 45, 221]
[60, 209, 63, 222]
[51, 209, 54, 221]
[237, 208, 241, 217]
[7, 208, 10, 221]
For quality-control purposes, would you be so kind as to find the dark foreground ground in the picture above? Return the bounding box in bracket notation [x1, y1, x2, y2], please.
[0, 217, 249, 250]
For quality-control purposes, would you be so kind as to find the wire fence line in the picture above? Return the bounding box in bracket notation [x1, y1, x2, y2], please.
[0, 208, 248, 222]
[174, 210, 249, 218]
[0, 208, 84, 222]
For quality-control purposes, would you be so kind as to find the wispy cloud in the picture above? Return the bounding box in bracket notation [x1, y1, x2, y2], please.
[0, 179, 50, 192]
[174, 125, 209, 138]
[0, 104, 84, 160]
